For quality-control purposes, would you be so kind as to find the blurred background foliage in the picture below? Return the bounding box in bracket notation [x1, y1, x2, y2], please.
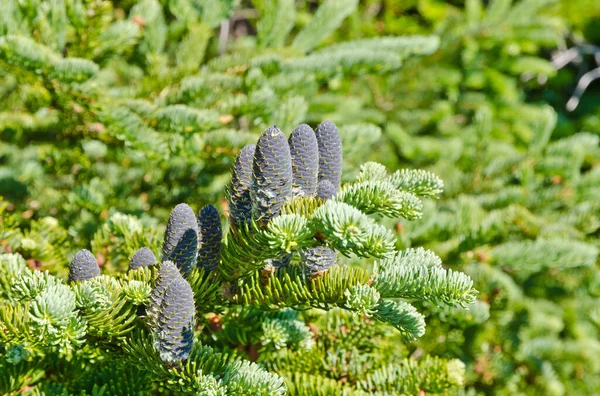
[1, 0, 599, 394]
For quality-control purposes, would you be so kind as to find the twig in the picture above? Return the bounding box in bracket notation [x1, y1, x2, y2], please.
[566, 67, 600, 111]
[219, 20, 230, 55]
[550, 44, 600, 111]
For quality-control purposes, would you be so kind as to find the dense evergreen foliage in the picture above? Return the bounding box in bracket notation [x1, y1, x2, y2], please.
[1, 0, 599, 394]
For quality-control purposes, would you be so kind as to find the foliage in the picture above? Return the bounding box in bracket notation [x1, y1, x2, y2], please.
[0, 0, 438, 246]
[2, 0, 600, 394]
[0, 124, 474, 393]
[397, 108, 600, 395]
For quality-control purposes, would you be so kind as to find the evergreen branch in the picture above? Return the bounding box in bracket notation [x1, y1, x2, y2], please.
[219, 221, 275, 281]
[257, 0, 295, 48]
[0, 302, 33, 346]
[185, 268, 221, 313]
[343, 284, 380, 317]
[356, 162, 389, 183]
[387, 169, 444, 198]
[489, 238, 599, 280]
[122, 332, 285, 394]
[98, 106, 170, 157]
[92, 21, 140, 58]
[318, 35, 440, 58]
[80, 292, 137, 338]
[263, 214, 315, 254]
[372, 248, 477, 307]
[49, 58, 100, 84]
[528, 105, 558, 154]
[359, 355, 465, 393]
[0, 359, 45, 395]
[0, 35, 59, 72]
[311, 200, 396, 258]
[282, 371, 364, 395]
[75, 276, 141, 339]
[292, 0, 358, 53]
[372, 300, 426, 342]
[235, 265, 370, 310]
[153, 104, 222, 134]
[0, 253, 28, 300]
[335, 180, 424, 220]
[284, 49, 403, 77]
[280, 196, 324, 218]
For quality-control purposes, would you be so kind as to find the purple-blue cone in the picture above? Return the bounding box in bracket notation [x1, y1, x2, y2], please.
[317, 179, 337, 200]
[167, 228, 198, 277]
[129, 247, 157, 270]
[162, 203, 199, 276]
[251, 126, 293, 223]
[315, 120, 343, 193]
[227, 144, 256, 227]
[147, 261, 180, 327]
[148, 261, 195, 364]
[288, 123, 319, 198]
[69, 249, 100, 282]
[197, 204, 222, 272]
[265, 253, 292, 270]
[300, 246, 337, 274]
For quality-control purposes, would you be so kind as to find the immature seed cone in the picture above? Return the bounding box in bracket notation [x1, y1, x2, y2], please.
[317, 179, 337, 200]
[264, 253, 292, 270]
[315, 120, 343, 192]
[146, 261, 180, 328]
[227, 144, 256, 227]
[168, 228, 198, 277]
[300, 246, 337, 274]
[197, 205, 222, 272]
[251, 126, 293, 223]
[162, 203, 199, 276]
[129, 247, 157, 270]
[69, 249, 100, 283]
[288, 123, 319, 198]
[148, 261, 195, 364]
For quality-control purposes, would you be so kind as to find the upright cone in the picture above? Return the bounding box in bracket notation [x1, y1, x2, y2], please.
[69, 249, 100, 282]
[251, 126, 293, 223]
[315, 120, 343, 193]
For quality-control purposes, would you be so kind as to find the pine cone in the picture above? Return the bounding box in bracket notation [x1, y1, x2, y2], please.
[300, 246, 337, 274]
[129, 247, 157, 270]
[264, 253, 292, 270]
[315, 120, 342, 192]
[149, 261, 196, 364]
[197, 204, 222, 272]
[69, 249, 100, 282]
[317, 179, 337, 200]
[156, 275, 195, 364]
[146, 261, 181, 328]
[251, 126, 293, 223]
[227, 144, 256, 227]
[162, 203, 199, 276]
[168, 228, 198, 277]
[289, 123, 319, 198]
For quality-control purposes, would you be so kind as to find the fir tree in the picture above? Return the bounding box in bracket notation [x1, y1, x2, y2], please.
[0, 123, 477, 393]
[1, 0, 598, 394]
